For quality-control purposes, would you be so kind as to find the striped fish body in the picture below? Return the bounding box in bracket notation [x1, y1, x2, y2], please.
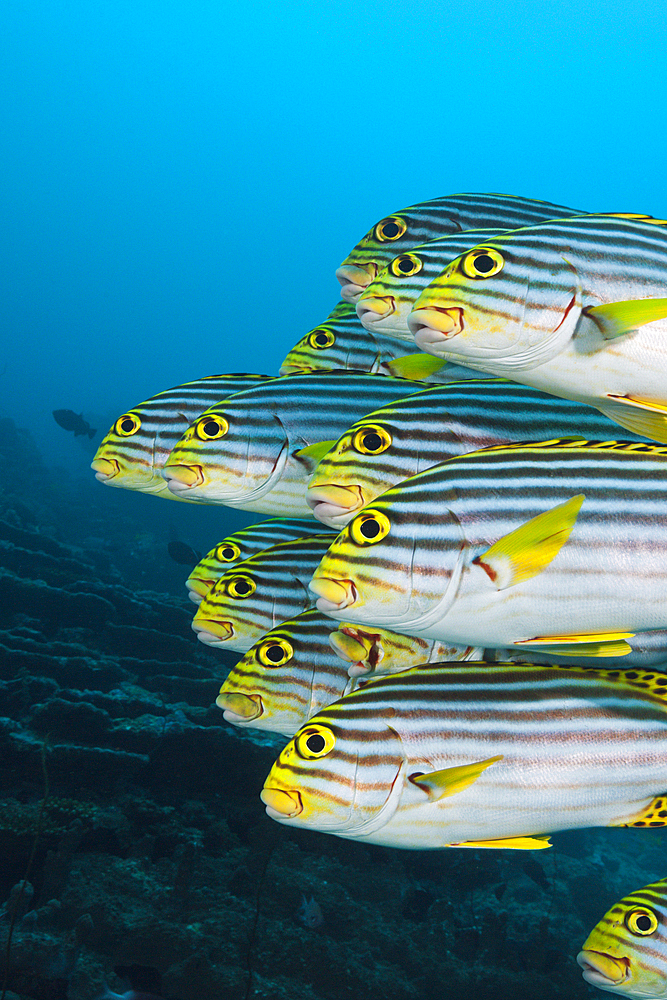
[280, 301, 478, 383]
[192, 535, 334, 652]
[356, 229, 510, 341]
[262, 663, 667, 849]
[336, 192, 586, 302]
[407, 216, 667, 442]
[90, 373, 272, 498]
[309, 441, 667, 650]
[161, 371, 428, 516]
[579, 878, 667, 997]
[307, 379, 650, 528]
[186, 517, 337, 603]
[217, 609, 358, 735]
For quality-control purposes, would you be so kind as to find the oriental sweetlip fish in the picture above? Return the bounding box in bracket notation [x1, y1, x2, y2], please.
[91, 373, 272, 499]
[261, 663, 667, 849]
[186, 517, 337, 603]
[307, 378, 650, 529]
[280, 300, 477, 383]
[336, 192, 587, 302]
[406, 214, 667, 443]
[192, 534, 335, 652]
[578, 877, 667, 997]
[355, 229, 510, 341]
[161, 371, 429, 517]
[309, 439, 667, 657]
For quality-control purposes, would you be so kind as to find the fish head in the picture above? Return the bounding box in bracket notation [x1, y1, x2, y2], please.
[408, 233, 582, 372]
[185, 538, 244, 603]
[92, 407, 177, 497]
[261, 703, 405, 834]
[162, 397, 288, 508]
[191, 564, 263, 653]
[217, 610, 349, 736]
[280, 303, 378, 374]
[330, 623, 436, 677]
[309, 489, 466, 631]
[578, 879, 667, 996]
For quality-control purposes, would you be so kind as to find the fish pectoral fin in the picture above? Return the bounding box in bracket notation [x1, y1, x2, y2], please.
[613, 793, 667, 828]
[293, 440, 337, 473]
[409, 754, 503, 802]
[472, 494, 585, 590]
[584, 297, 667, 340]
[451, 836, 552, 850]
[385, 354, 447, 380]
[600, 395, 667, 444]
[514, 632, 635, 657]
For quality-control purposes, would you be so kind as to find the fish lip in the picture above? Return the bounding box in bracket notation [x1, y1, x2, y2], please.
[356, 295, 396, 326]
[408, 307, 464, 346]
[309, 577, 358, 612]
[261, 786, 303, 818]
[307, 483, 365, 526]
[336, 263, 378, 302]
[191, 618, 235, 644]
[91, 457, 120, 481]
[163, 464, 205, 492]
[577, 950, 630, 986]
[216, 691, 264, 723]
[185, 578, 214, 603]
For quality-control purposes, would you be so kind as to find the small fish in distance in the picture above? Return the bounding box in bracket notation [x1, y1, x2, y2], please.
[53, 409, 96, 439]
[167, 540, 201, 567]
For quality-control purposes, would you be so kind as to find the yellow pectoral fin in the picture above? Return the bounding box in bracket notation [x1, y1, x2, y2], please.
[409, 754, 503, 802]
[601, 394, 667, 444]
[585, 297, 667, 340]
[293, 440, 337, 473]
[473, 494, 585, 590]
[451, 836, 552, 851]
[514, 631, 635, 657]
[385, 354, 447, 380]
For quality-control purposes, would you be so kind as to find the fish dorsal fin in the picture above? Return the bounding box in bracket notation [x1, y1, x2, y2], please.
[409, 754, 503, 802]
[473, 495, 584, 590]
[514, 632, 635, 657]
[451, 835, 552, 850]
[544, 662, 667, 700]
[384, 354, 447, 380]
[584, 298, 667, 340]
[293, 440, 337, 473]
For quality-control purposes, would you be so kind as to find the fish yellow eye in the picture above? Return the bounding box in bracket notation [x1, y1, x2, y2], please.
[375, 216, 407, 243]
[460, 248, 504, 279]
[390, 253, 423, 277]
[196, 415, 229, 440]
[115, 413, 141, 436]
[295, 724, 336, 759]
[215, 542, 241, 563]
[308, 329, 335, 350]
[350, 510, 391, 546]
[226, 575, 256, 599]
[258, 638, 294, 667]
[352, 425, 392, 456]
[626, 908, 659, 935]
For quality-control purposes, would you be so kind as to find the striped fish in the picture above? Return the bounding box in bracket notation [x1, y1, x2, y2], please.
[579, 877, 667, 997]
[407, 215, 667, 442]
[356, 229, 509, 341]
[336, 192, 586, 302]
[186, 517, 337, 603]
[309, 440, 667, 656]
[261, 663, 667, 849]
[192, 534, 334, 652]
[91, 373, 272, 499]
[307, 379, 650, 528]
[162, 371, 429, 516]
[280, 301, 477, 383]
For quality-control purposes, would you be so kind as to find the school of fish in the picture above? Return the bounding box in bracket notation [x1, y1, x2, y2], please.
[92, 190, 667, 996]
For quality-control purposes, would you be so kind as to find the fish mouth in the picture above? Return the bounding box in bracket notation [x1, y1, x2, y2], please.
[163, 464, 205, 494]
[309, 577, 357, 612]
[191, 617, 235, 645]
[185, 578, 213, 604]
[216, 690, 263, 723]
[336, 263, 378, 302]
[91, 457, 120, 481]
[261, 786, 303, 818]
[307, 483, 365, 526]
[330, 626, 379, 676]
[577, 950, 630, 987]
[356, 295, 396, 328]
[408, 307, 464, 351]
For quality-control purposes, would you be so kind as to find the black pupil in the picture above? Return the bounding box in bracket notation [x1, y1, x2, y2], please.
[314, 332, 329, 346]
[121, 418, 134, 432]
[383, 222, 400, 238]
[398, 257, 414, 273]
[360, 518, 380, 539]
[266, 645, 285, 663]
[474, 254, 495, 274]
[221, 547, 235, 560]
[636, 914, 652, 931]
[204, 420, 220, 436]
[306, 734, 326, 753]
[234, 580, 251, 595]
[363, 433, 383, 452]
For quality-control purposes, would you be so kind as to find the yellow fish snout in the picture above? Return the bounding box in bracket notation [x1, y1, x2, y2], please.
[577, 950, 630, 988]
[261, 786, 303, 818]
[308, 482, 365, 525]
[163, 464, 204, 494]
[356, 295, 396, 326]
[191, 616, 235, 644]
[335, 262, 377, 302]
[216, 690, 263, 722]
[408, 307, 464, 351]
[309, 576, 357, 612]
[91, 457, 120, 482]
